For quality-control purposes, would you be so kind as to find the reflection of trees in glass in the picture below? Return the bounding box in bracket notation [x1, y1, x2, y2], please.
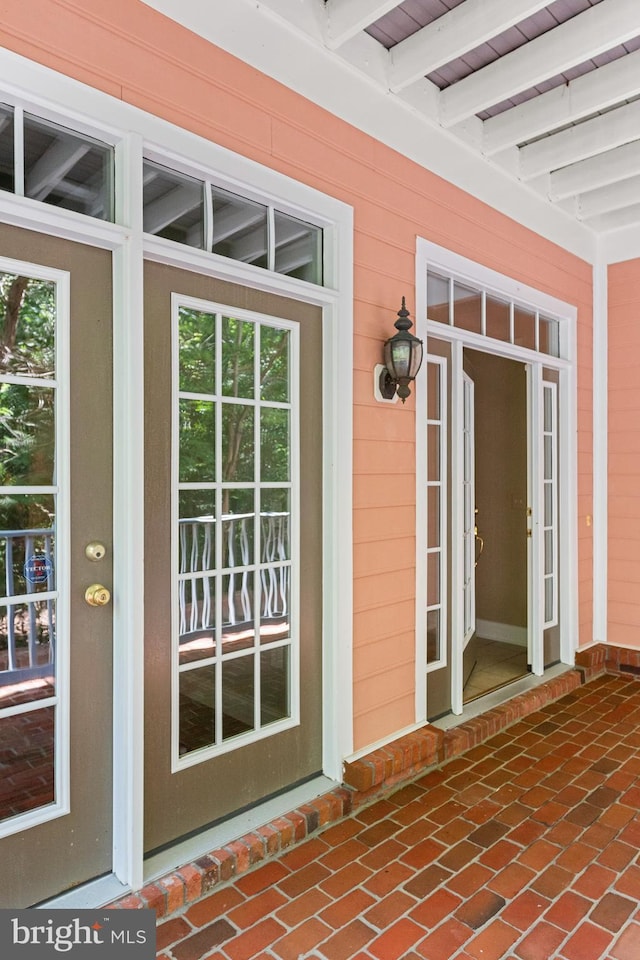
[178, 313, 291, 513]
[0, 274, 56, 530]
[179, 308, 215, 394]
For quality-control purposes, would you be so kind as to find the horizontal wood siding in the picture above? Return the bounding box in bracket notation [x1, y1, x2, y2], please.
[0, 0, 594, 750]
[608, 259, 640, 649]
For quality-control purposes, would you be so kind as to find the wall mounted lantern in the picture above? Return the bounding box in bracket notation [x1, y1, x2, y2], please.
[378, 297, 423, 403]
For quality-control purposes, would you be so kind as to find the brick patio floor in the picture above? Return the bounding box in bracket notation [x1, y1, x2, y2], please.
[155, 673, 640, 960]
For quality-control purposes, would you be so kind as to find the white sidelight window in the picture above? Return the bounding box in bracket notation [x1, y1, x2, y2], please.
[543, 381, 559, 628]
[426, 356, 447, 671]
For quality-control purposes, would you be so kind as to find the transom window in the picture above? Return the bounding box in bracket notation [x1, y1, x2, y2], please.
[427, 270, 561, 357]
[0, 104, 114, 220]
[174, 299, 299, 763]
[0, 101, 326, 286]
[144, 160, 323, 285]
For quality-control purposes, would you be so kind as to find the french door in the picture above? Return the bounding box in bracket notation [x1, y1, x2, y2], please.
[430, 343, 560, 717]
[0, 225, 113, 907]
[143, 262, 324, 853]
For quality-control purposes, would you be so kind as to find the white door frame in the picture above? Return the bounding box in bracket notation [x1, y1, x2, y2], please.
[415, 239, 578, 722]
[0, 49, 354, 901]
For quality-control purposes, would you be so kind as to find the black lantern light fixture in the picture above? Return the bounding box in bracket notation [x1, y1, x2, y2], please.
[379, 297, 423, 403]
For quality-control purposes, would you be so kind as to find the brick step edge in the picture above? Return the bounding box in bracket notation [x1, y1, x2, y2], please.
[107, 669, 586, 919]
[107, 786, 353, 918]
[343, 670, 583, 803]
[575, 642, 640, 681]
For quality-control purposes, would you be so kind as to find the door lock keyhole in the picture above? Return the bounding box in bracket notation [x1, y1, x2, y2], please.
[85, 541, 106, 562]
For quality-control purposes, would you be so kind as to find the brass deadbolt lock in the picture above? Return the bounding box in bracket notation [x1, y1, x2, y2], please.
[85, 583, 111, 607]
[85, 541, 107, 562]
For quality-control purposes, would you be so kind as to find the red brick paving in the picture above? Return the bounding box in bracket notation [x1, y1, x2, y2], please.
[149, 674, 640, 958]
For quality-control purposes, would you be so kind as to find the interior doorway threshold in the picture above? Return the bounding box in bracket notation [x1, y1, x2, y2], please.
[433, 663, 574, 731]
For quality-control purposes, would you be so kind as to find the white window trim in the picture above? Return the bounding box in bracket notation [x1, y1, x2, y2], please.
[0, 257, 70, 840]
[0, 48, 353, 900]
[416, 238, 579, 723]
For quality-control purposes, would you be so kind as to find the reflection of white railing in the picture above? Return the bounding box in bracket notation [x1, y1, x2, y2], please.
[178, 512, 289, 637]
[0, 528, 55, 685]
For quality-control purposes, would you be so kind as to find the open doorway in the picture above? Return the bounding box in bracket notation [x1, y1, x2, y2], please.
[462, 349, 529, 702]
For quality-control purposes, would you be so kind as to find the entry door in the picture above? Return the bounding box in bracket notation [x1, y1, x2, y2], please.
[0, 225, 113, 906]
[143, 262, 323, 853]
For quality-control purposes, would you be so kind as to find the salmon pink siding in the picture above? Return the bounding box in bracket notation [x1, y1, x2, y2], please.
[0, 0, 594, 750]
[608, 259, 640, 649]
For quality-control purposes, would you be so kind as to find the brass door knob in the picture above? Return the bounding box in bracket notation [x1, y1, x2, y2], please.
[85, 583, 111, 607]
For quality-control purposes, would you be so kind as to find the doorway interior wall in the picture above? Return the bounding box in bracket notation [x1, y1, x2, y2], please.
[415, 238, 579, 724]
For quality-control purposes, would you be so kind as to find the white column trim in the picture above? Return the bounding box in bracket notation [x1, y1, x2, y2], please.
[592, 253, 608, 644]
[112, 133, 145, 891]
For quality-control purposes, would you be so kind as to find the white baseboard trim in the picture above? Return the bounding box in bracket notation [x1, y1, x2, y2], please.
[476, 619, 528, 647]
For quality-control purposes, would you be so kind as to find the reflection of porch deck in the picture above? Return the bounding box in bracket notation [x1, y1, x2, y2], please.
[123, 647, 640, 959]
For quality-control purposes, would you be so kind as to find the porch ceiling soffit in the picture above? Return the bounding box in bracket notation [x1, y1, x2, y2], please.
[140, 0, 640, 262]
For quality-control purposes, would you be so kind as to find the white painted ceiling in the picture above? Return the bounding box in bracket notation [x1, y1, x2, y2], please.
[143, 0, 640, 253]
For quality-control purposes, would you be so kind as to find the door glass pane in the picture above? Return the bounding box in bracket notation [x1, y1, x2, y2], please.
[222, 403, 254, 482]
[0, 384, 54, 486]
[545, 577, 554, 623]
[222, 655, 255, 740]
[222, 572, 256, 653]
[260, 326, 290, 403]
[544, 435, 553, 480]
[428, 425, 440, 481]
[427, 363, 440, 419]
[143, 161, 204, 247]
[426, 609, 441, 665]
[0, 275, 55, 379]
[222, 489, 255, 568]
[0, 707, 55, 821]
[427, 272, 450, 324]
[0, 495, 56, 598]
[179, 308, 216, 395]
[274, 212, 322, 285]
[428, 487, 440, 548]
[178, 493, 216, 573]
[544, 386, 553, 432]
[545, 531, 554, 575]
[261, 646, 290, 724]
[222, 317, 255, 398]
[212, 187, 268, 269]
[179, 665, 215, 755]
[454, 283, 482, 334]
[178, 576, 216, 666]
[180, 400, 215, 482]
[427, 552, 440, 607]
[261, 409, 289, 482]
[485, 296, 511, 342]
[0, 601, 55, 704]
[544, 483, 553, 527]
[260, 490, 290, 562]
[25, 114, 113, 221]
[260, 565, 289, 639]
